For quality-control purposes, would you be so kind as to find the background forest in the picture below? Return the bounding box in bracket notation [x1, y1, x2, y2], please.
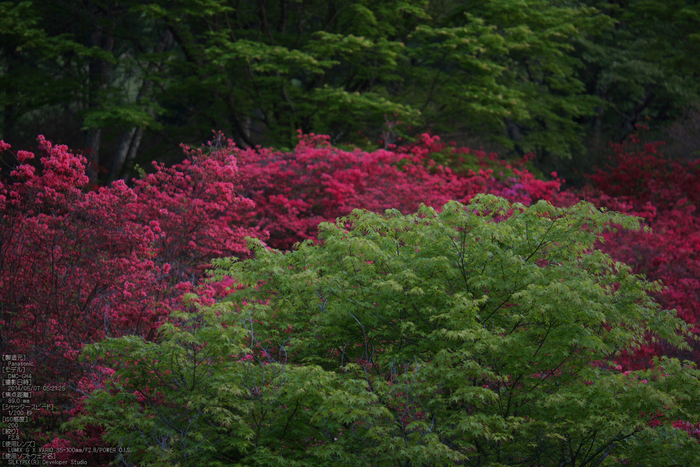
[2, 0, 700, 184]
[3, 1, 700, 466]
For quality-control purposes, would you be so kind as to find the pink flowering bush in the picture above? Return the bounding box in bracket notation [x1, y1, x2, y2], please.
[228, 131, 564, 250]
[0, 136, 260, 463]
[576, 129, 700, 370]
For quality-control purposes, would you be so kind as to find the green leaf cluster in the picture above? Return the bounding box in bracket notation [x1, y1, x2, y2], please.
[76, 195, 700, 465]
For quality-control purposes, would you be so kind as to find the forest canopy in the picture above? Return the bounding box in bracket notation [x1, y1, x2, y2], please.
[1, 0, 699, 183]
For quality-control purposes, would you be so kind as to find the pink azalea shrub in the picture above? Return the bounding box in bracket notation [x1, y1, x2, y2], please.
[0, 136, 261, 461]
[577, 130, 700, 370]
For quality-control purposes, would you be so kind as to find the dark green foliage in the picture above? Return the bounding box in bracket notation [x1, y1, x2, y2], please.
[5, 0, 698, 182]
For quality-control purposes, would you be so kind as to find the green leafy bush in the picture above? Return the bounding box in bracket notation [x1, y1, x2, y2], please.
[73, 195, 700, 466]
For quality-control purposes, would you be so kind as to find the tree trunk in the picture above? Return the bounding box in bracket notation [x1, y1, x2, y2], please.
[109, 127, 137, 183]
[505, 118, 525, 156]
[84, 128, 101, 183]
[84, 23, 114, 184]
[122, 127, 144, 186]
[593, 105, 604, 151]
[2, 103, 16, 145]
[107, 29, 174, 182]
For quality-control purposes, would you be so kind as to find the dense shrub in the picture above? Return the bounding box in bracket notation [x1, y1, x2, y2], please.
[73, 196, 700, 466]
[578, 131, 700, 370]
[230, 131, 563, 250]
[3, 129, 700, 464]
[0, 137, 261, 463]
